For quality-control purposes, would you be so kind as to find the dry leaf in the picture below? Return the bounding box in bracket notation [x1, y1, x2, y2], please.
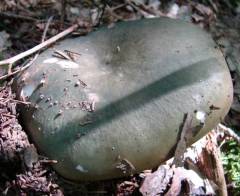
[140, 165, 173, 196]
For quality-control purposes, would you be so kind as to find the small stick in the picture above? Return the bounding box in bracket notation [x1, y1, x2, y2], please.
[64, 50, 81, 56]
[218, 123, 240, 145]
[9, 99, 31, 105]
[126, 0, 163, 17]
[64, 50, 81, 61]
[41, 16, 53, 43]
[0, 98, 31, 105]
[0, 16, 52, 80]
[0, 23, 79, 67]
[172, 113, 192, 167]
[5, 17, 54, 75]
[53, 49, 72, 61]
[95, 0, 109, 27]
[6, 16, 52, 74]
[0, 60, 33, 80]
[39, 159, 58, 164]
[0, 20, 77, 80]
[1, 113, 15, 118]
[111, 3, 127, 11]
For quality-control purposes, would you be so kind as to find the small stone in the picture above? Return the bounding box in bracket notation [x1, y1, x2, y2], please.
[195, 110, 206, 124]
[74, 81, 80, 87]
[46, 97, 52, 102]
[116, 46, 121, 52]
[58, 110, 63, 115]
[39, 94, 44, 99]
[76, 133, 82, 138]
[40, 78, 46, 85]
[54, 110, 63, 119]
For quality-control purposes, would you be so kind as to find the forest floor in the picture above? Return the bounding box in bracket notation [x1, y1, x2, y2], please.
[0, 0, 240, 195]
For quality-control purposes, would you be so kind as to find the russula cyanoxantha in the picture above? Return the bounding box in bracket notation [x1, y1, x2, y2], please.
[14, 17, 233, 181]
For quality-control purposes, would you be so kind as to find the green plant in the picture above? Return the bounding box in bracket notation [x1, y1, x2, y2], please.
[221, 140, 240, 195]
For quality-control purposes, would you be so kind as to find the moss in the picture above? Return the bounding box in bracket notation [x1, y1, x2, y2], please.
[221, 139, 240, 195]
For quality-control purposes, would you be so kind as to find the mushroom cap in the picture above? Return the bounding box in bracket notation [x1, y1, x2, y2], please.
[15, 17, 233, 181]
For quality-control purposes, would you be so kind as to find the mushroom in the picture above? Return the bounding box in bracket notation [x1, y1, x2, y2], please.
[14, 17, 233, 181]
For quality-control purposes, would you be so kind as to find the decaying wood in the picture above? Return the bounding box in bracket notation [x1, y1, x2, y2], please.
[140, 121, 231, 195]
[172, 113, 193, 167]
[140, 114, 216, 195]
[197, 131, 227, 196]
[218, 123, 240, 145]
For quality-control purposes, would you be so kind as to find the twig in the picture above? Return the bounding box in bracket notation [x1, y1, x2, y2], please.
[218, 123, 240, 145]
[95, 0, 109, 27]
[8, 99, 31, 105]
[64, 49, 81, 61]
[126, 0, 162, 17]
[206, 132, 228, 196]
[39, 159, 58, 164]
[1, 113, 15, 118]
[0, 23, 79, 79]
[0, 23, 79, 67]
[64, 50, 81, 56]
[0, 98, 31, 105]
[105, 5, 123, 20]
[41, 16, 53, 43]
[111, 3, 127, 11]
[53, 49, 72, 61]
[0, 16, 53, 80]
[126, 0, 149, 17]
[0, 59, 33, 80]
[172, 113, 191, 167]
